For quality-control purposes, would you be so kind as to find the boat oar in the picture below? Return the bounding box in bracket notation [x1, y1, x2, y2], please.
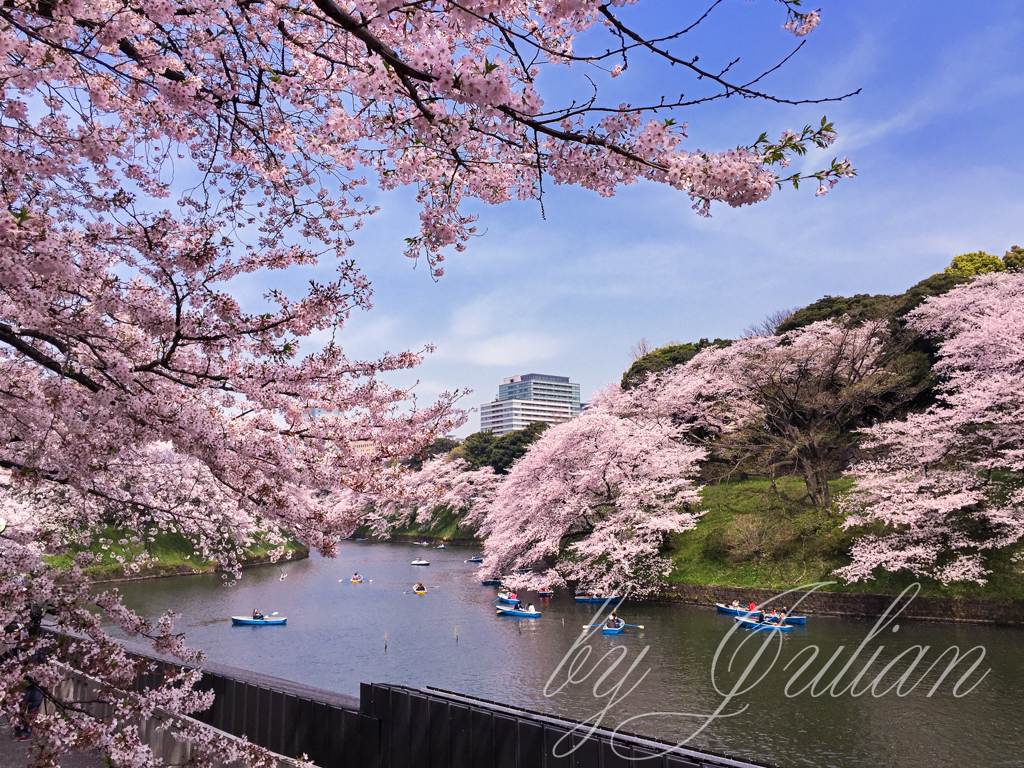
[622, 623, 644, 628]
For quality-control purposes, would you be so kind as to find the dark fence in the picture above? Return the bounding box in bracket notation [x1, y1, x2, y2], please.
[130, 654, 379, 768]
[126, 648, 769, 768]
[359, 684, 771, 768]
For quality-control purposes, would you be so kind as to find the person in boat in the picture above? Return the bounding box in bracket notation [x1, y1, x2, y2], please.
[527, 604, 536, 613]
[731, 599, 741, 608]
[414, 581, 425, 592]
[769, 608, 779, 618]
[353, 572, 361, 581]
[252, 609, 264, 620]
[606, 613, 622, 629]
[778, 611, 788, 624]
[748, 602, 757, 612]
[509, 591, 517, 601]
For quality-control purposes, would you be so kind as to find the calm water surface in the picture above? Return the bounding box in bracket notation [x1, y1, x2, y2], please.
[109, 543, 1024, 768]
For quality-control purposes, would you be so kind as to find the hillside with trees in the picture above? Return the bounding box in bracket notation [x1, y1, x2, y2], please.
[380, 248, 1024, 599]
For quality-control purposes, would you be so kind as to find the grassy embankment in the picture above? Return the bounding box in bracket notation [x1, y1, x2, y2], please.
[385, 476, 1024, 600]
[668, 476, 1024, 600]
[378, 505, 480, 542]
[45, 527, 309, 582]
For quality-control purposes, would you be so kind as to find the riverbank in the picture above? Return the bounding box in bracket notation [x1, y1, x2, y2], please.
[45, 528, 309, 583]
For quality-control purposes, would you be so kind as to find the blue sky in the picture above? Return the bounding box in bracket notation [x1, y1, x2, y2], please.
[239, 0, 1024, 435]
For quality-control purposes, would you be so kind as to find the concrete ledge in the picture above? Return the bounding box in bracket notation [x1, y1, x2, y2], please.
[653, 583, 1024, 625]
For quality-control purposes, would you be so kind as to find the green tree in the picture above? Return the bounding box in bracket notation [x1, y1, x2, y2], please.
[451, 422, 550, 474]
[404, 437, 461, 470]
[944, 250, 1006, 277]
[453, 430, 498, 469]
[490, 422, 549, 473]
[1003, 245, 1024, 272]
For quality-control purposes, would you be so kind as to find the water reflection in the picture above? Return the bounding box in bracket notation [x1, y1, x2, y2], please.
[107, 542, 1024, 767]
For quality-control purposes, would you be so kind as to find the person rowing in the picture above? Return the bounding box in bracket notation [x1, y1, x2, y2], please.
[414, 581, 425, 592]
[526, 603, 536, 613]
[731, 599, 741, 608]
[606, 613, 623, 629]
[252, 608, 264, 620]
[353, 572, 361, 581]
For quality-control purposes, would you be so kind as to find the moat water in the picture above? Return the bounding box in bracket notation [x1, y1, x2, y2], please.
[109, 542, 1023, 767]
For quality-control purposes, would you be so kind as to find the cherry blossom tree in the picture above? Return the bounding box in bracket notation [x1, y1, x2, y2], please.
[321, 455, 500, 537]
[0, 0, 856, 763]
[624, 318, 923, 507]
[478, 391, 706, 596]
[838, 273, 1024, 585]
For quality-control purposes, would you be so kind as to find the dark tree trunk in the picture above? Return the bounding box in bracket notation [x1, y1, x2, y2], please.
[797, 445, 832, 508]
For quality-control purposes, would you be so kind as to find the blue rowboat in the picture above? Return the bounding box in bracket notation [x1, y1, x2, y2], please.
[354, 538, 368, 542]
[496, 606, 541, 618]
[435, 544, 447, 550]
[574, 596, 620, 604]
[716, 603, 760, 617]
[536, 590, 554, 598]
[467, 556, 484, 563]
[231, 616, 286, 626]
[766, 613, 806, 625]
[734, 617, 793, 633]
[516, 567, 533, 574]
[602, 621, 626, 635]
[481, 579, 501, 586]
[495, 592, 520, 605]
[715, 604, 807, 624]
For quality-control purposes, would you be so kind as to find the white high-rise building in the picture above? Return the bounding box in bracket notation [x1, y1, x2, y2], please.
[479, 373, 581, 436]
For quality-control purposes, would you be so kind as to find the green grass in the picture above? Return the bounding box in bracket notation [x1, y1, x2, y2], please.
[44, 527, 309, 581]
[667, 476, 1024, 599]
[385, 506, 480, 541]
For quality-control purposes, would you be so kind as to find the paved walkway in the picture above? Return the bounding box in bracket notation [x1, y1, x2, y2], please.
[0, 719, 104, 768]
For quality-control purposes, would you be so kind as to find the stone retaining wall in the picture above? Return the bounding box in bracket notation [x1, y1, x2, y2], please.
[654, 583, 1024, 625]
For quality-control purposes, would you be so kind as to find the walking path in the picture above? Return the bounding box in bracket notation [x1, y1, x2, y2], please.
[0, 720, 103, 768]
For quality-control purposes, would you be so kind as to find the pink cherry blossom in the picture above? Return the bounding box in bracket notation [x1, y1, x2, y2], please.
[838, 273, 1024, 585]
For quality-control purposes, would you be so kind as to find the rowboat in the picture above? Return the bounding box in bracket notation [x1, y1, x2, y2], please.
[765, 614, 802, 626]
[574, 596, 620, 604]
[413, 589, 427, 595]
[231, 616, 286, 626]
[411, 558, 430, 566]
[602, 621, 626, 635]
[467, 556, 483, 563]
[435, 544, 446, 550]
[495, 592, 520, 605]
[413, 541, 430, 546]
[734, 617, 793, 633]
[496, 606, 541, 618]
[350, 578, 364, 584]
[354, 538, 368, 542]
[516, 567, 533, 574]
[716, 603, 760, 617]
[715, 604, 807, 624]
[536, 590, 554, 598]
[481, 579, 501, 586]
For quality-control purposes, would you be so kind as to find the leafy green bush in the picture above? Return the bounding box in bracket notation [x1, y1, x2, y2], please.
[944, 250, 1006, 277]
